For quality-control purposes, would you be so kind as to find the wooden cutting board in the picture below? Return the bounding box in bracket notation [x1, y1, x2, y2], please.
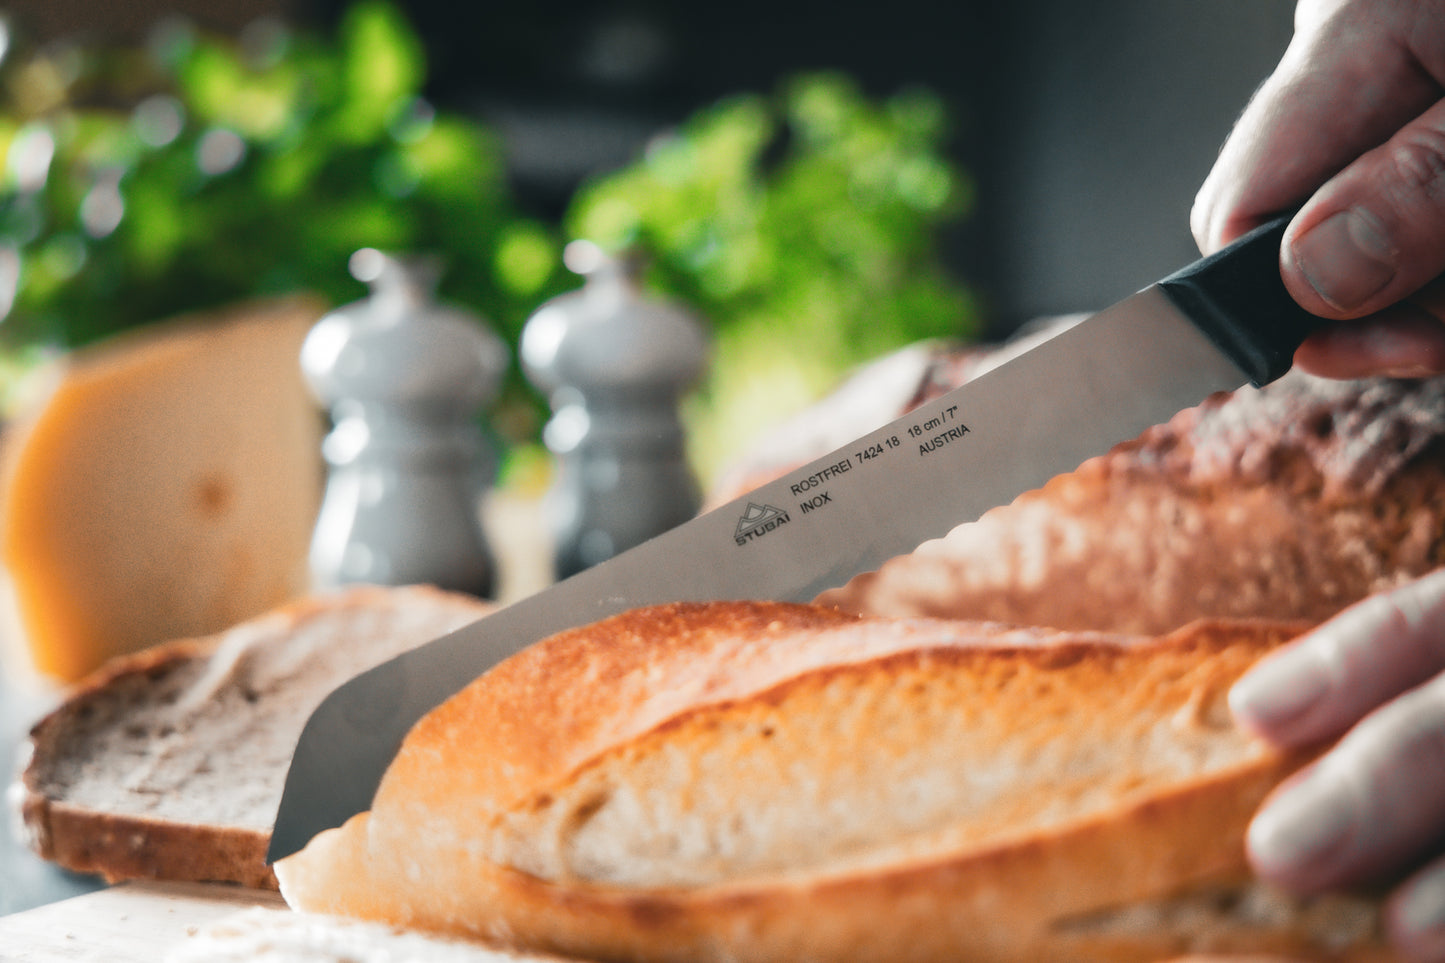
[0, 880, 286, 961]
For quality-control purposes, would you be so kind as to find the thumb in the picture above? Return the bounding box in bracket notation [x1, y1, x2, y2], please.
[1284, 98, 1445, 319]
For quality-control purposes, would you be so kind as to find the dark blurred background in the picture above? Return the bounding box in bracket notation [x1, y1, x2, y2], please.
[4, 0, 1296, 335]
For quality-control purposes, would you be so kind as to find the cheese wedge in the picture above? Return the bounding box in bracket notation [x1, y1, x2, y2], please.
[0, 298, 326, 681]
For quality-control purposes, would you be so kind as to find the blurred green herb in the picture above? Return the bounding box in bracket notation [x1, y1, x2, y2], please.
[0, 4, 977, 480]
[0, 1, 567, 438]
[565, 73, 977, 479]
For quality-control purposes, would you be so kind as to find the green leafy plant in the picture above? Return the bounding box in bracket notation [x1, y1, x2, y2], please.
[565, 73, 978, 479]
[0, 4, 977, 481]
[0, 2, 566, 434]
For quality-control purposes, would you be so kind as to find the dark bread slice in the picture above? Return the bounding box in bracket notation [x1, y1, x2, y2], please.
[13, 584, 490, 889]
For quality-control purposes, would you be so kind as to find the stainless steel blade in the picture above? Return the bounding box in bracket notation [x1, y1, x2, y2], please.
[268, 283, 1252, 863]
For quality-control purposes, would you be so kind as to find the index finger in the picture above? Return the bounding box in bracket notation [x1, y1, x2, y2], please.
[1230, 568, 1445, 748]
[1192, 0, 1443, 253]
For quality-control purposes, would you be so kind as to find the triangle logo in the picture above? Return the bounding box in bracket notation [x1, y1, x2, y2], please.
[735, 502, 790, 543]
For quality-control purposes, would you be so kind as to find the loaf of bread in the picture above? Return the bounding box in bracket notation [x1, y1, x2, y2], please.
[817, 369, 1445, 635]
[13, 583, 490, 890]
[0, 297, 326, 682]
[276, 600, 1386, 962]
[705, 327, 1072, 510]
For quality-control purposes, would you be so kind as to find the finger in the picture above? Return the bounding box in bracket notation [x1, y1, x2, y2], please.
[1231, 569, 1445, 747]
[1388, 853, 1445, 961]
[1280, 98, 1445, 318]
[1193, 0, 1442, 253]
[1293, 305, 1445, 379]
[1246, 670, 1445, 892]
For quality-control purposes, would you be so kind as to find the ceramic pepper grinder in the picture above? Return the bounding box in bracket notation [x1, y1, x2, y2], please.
[522, 241, 708, 579]
[301, 248, 506, 597]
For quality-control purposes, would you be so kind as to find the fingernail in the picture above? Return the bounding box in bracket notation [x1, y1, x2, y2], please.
[1248, 769, 1356, 877]
[1230, 646, 1331, 734]
[1394, 864, 1445, 940]
[1292, 209, 1397, 311]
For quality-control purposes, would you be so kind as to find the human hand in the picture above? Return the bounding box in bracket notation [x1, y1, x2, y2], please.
[1230, 568, 1445, 961]
[1192, 0, 1445, 380]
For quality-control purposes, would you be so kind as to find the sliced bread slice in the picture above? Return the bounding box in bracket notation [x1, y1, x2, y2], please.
[13, 584, 490, 890]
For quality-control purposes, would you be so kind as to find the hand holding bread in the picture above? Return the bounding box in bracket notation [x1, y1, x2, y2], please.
[1231, 569, 1445, 960]
[1193, 0, 1445, 953]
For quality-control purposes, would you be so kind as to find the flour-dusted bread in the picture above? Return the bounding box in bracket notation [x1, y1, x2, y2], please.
[0, 297, 327, 682]
[277, 600, 1384, 962]
[166, 907, 578, 963]
[13, 584, 490, 890]
[818, 370, 1445, 635]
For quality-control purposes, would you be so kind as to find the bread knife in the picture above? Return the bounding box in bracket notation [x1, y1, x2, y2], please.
[269, 214, 1325, 863]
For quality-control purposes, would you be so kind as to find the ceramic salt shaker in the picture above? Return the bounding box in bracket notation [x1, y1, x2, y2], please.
[522, 241, 707, 578]
[301, 249, 506, 597]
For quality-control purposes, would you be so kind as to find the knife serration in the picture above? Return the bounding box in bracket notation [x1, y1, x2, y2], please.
[269, 215, 1322, 864]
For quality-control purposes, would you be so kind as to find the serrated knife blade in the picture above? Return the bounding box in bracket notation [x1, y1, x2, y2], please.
[269, 214, 1324, 864]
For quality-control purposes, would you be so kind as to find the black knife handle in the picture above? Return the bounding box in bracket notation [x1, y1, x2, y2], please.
[1158, 213, 1328, 387]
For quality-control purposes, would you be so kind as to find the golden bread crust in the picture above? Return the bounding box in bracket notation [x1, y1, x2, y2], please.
[819, 372, 1445, 634]
[277, 604, 1377, 962]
